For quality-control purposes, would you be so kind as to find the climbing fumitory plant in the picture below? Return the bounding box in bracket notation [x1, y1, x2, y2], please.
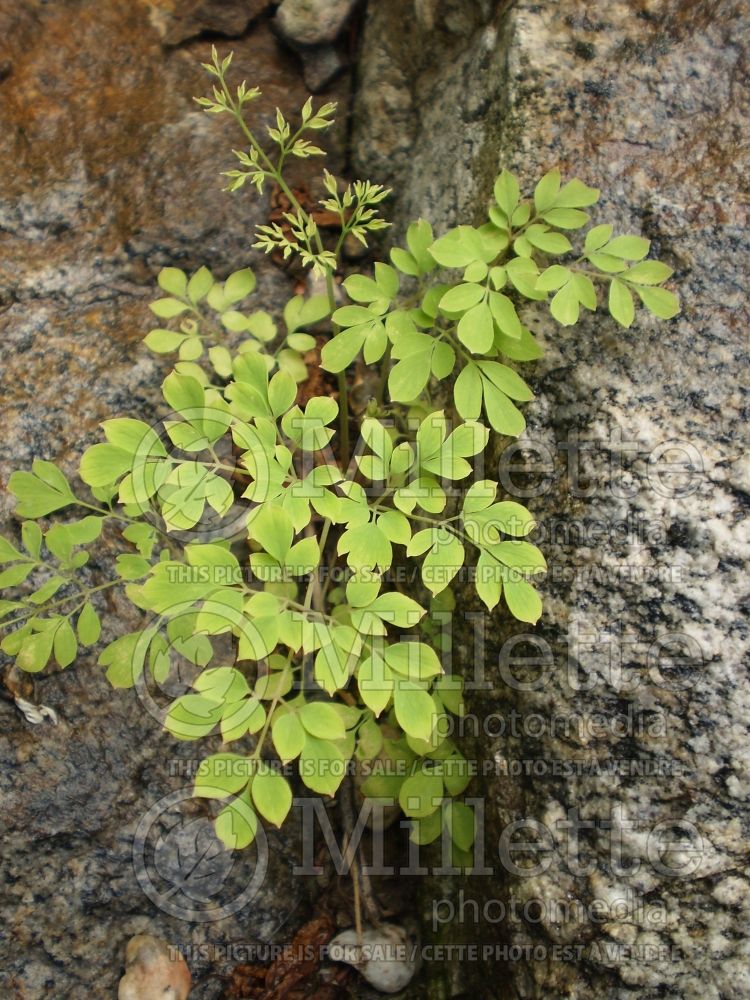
[0, 48, 679, 859]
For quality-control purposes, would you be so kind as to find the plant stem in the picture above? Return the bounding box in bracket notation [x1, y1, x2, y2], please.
[2, 579, 122, 629]
[304, 518, 331, 611]
[225, 88, 350, 469]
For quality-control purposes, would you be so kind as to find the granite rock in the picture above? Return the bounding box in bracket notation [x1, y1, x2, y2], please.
[0, 3, 349, 997]
[354, 2, 750, 998]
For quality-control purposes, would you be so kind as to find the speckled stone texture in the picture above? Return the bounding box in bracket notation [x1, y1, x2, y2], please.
[355, 2, 749, 998]
[0, 2, 348, 997]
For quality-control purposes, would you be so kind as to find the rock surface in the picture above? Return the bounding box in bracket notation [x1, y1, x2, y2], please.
[0, 2, 349, 998]
[354, 2, 749, 999]
[275, 0, 359, 47]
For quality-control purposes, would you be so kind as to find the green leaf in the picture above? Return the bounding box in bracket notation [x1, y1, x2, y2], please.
[439, 283, 485, 314]
[252, 505, 293, 563]
[21, 522, 42, 559]
[533, 169, 561, 213]
[541, 208, 589, 229]
[475, 552, 501, 610]
[157, 267, 188, 297]
[504, 577, 543, 623]
[215, 792, 257, 849]
[224, 268, 256, 302]
[587, 251, 628, 274]
[9, 462, 76, 518]
[272, 711, 306, 763]
[194, 752, 251, 798]
[624, 261, 674, 285]
[496, 325, 543, 362]
[409, 807, 444, 845]
[536, 265, 571, 292]
[320, 325, 367, 372]
[53, 618, 77, 668]
[194, 665, 249, 701]
[505, 261, 543, 304]
[251, 765, 293, 827]
[374, 261, 399, 298]
[457, 302, 493, 353]
[102, 417, 167, 458]
[421, 531, 465, 595]
[384, 642, 443, 680]
[393, 681, 436, 742]
[333, 305, 377, 327]
[187, 266, 214, 302]
[489, 292, 522, 339]
[490, 540, 546, 573]
[554, 178, 599, 208]
[405, 219, 435, 272]
[454, 363, 483, 420]
[16, 627, 55, 673]
[429, 226, 484, 268]
[221, 697, 266, 742]
[0, 536, 25, 564]
[572, 273, 597, 311]
[150, 298, 189, 319]
[79, 444, 133, 488]
[585, 224, 613, 251]
[299, 735, 347, 796]
[368, 593, 425, 628]
[609, 278, 635, 328]
[477, 361, 533, 402]
[343, 274, 381, 303]
[445, 801, 476, 850]
[300, 701, 346, 741]
[122, 523, 157, 559]
[493, 169, 519, 221]
[606, 235, 650, 260]
[526, 227, 572, 255]
[0, 562, 34, 589]
[99, 630, 149, 689]
[390, 247, 419, 276]
[549, 280, 580, 326]
[399, 767, 444, 818]
[358, 654, 393, 716]
[26, 574, 65, 603]
[634, 285, 680, 319]
[144, 329, 188, 353]
[389, 351, 433, 402]
[481, 380, 526, 437]
[268, 370, 297, 417]
[77, 602, 101, 645]
[115, 553, 151, 580]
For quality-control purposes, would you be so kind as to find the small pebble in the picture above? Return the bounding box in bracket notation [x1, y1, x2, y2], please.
[329, 923, 421, 994]
[118, 934, 191, 1000]
[275, 0, 359, 46]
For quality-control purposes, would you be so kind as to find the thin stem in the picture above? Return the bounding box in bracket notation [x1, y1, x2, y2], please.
[304, 518, 331, 611]
[2, 579, 122, 629]
[224, 83, 350, 471]
[250, 676, 285, 761]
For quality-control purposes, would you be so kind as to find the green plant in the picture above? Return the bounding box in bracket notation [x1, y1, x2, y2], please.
[0, 49, 678, 863]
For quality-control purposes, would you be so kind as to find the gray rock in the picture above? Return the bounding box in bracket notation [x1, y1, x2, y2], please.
[354, 2, 750, 998]
[275, 0, 358, 46]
